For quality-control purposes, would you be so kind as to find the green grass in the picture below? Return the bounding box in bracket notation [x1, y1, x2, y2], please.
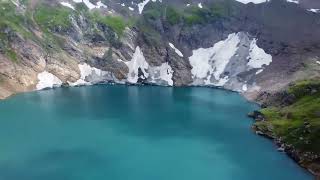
[141, 2, 228, 26]
[88, 11, 127, 36]
[5, 49, 18, 62]
[41, 31, 67, 53]
[183, 4, 227, 25]
[99, 16, 126, 36]
[256, 80, 320, 153]
[183, 6, 206, 25]
[34, 4, 73, 32]
[79, 0, 129, 29]
[0, 1, 32, 37]
[260, 108, 282, 121]
[0, 1, 32, 61]
[166, 7, 182, 25]
[144, 8, 162, 20]
[33, 1, 127, 48]
[288, 80, 320, 99]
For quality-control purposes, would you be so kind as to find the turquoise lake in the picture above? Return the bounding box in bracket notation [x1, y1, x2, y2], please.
[0, 85, 312, 180]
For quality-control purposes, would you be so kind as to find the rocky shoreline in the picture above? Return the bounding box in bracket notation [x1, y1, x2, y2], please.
[249, 111, 320, 179]
[1, 77, 319, 179]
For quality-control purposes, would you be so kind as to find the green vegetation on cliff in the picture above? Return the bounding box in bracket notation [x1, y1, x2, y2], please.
[141, 2, 230, 26]
[34, 1, 128, 38]
[88, 11, 127, 36]
[137, 2, 231, 47]
[183, 4, 229, 25]
[0, 1, 31, 62]
[34, 5, 73, 32]
[255, 80, 320, 153]
[32, 1, 128, 51]
[5, 49, 18, 62]
[166, 7, 182, 25]
[0, 1, 31, 37]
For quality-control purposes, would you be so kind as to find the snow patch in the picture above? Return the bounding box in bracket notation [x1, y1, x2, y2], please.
[169, 43, 184, 57]
[210, 76, 229, 87]
[242, 84, 248, 91]
[149, 62, 174, 86]
[128, 7, 134, 11]
[234, 0, 269, 4]
[125, 47, 149, 83]
[69, 63, 109, 86]
[198, 3, 203, 8]
[286, 0, 299, 4]
[255, 69, 264, 75]
[72, 0, 107, 9]
[36, 71, 63, 90]
[247, 39, 272, 69]
[189, 33, 240, 86]
[308, 9, 320, 13]
[189, 33, 272, 87]
[10, 0, 19, 6]
[137, 0, 160, 14]
[138, 0, 151, 14]
[316, 61, 320, 65]
[60, 2, 75, 10]
[96, 1, 107, 8]
[124, 47, 173, 85]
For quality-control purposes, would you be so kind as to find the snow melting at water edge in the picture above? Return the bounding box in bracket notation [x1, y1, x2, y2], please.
[69, 63, 110, 86]
[36, 71, 63, 90]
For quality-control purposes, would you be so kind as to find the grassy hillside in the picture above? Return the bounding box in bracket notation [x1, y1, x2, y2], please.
[254, 80, 320, 171]
[256, 80, 320, 152]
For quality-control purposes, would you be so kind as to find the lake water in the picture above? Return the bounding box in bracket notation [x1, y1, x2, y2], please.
[0, 85, 312, 180]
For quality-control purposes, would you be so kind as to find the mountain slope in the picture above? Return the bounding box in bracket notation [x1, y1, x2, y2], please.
[0, 0, 320, 99]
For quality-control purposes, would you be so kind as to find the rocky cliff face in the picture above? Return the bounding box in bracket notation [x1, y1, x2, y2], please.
[0, 0, 320, 100]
